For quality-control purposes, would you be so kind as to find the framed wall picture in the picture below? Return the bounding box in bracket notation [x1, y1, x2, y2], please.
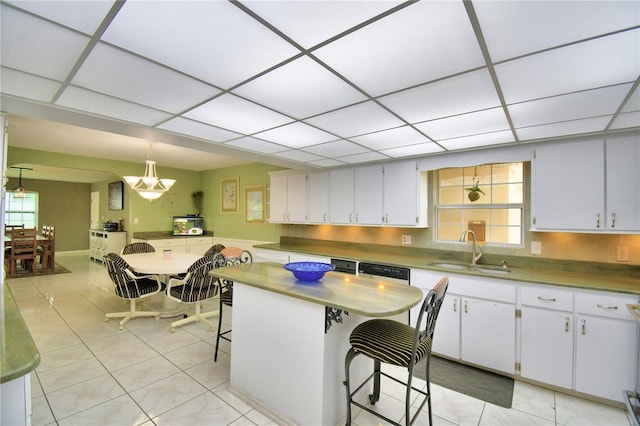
[244, 185, 265, 223]
[221, 177, 239, 214]
[108, 181, 124, 210]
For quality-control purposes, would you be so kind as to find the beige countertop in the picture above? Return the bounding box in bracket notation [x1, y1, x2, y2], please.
[255, 238, 640, 295]
[209, 262, 424, 317]
[1, 285, 40, 384]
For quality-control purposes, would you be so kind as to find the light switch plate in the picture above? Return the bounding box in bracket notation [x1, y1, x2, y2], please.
[531, 241, 542, 255]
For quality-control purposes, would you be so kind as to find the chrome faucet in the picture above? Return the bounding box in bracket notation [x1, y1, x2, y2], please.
[459, 230, 483, 265]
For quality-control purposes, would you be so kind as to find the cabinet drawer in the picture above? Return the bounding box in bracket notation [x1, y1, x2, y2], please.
[521, 285, 573, 311]
[186, 237, 212, 246]
[450, 274, 516, 303]
[149, 239, 186, 249]
[577, 291, 638, 320]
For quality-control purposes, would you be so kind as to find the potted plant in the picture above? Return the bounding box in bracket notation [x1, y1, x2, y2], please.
[466, 180, 485, 202]
[191, 191, 204, 216]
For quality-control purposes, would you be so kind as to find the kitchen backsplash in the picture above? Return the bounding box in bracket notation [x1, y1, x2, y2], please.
[281, 225, 640, 266]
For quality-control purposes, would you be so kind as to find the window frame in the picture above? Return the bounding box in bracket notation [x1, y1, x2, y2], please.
[4, 191, 39, 229]
[435, 163, 525, 246]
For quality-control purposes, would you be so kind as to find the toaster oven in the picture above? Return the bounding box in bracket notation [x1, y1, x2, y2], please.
[102, 221, 119, 231]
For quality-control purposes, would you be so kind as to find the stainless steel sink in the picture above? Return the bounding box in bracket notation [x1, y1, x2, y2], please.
[428, 262, 511, 274]
[428, 262, 471, 271]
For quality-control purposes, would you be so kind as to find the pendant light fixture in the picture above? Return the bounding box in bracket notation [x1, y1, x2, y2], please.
[123, 144, 175, 201]
[11, 167, 32, 198]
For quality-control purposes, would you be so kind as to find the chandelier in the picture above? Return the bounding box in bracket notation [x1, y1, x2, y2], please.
[11, 166, 32, 198]
[123, 145, 175, 200]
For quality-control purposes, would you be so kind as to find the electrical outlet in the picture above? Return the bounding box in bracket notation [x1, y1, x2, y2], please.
[531, 241, 542, 255]
[616, 246, 629, 262]
[401, 235, 412, 245]
[133, 217, 139, 224]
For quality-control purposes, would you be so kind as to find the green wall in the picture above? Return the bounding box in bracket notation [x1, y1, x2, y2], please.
[7, 147, 286, 250]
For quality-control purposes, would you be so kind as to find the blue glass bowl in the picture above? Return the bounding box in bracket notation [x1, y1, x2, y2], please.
[283, 262, 335, 281]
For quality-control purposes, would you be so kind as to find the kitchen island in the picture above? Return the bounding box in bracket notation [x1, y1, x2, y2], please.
[209, 262, 425, 425]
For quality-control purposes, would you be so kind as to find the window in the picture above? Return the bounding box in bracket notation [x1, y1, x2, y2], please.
[4, 191, 38, 229]
[436, 163, 523, 245]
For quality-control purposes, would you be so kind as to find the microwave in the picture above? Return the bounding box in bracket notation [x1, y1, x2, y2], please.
[172, 216, 204, 236]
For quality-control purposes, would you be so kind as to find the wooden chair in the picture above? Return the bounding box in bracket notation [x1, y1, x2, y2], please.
[39, 224, 56, 271]
[5, 224, 24, 236]
[7, 227, 38, 275]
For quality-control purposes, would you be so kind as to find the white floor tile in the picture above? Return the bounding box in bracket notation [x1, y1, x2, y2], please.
[7, 255, 632, 426]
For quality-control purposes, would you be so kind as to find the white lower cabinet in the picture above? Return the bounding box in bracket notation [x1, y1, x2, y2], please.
[414, 268, 638, 403]
[89, 230, 127, 260]
[574, 291, 638, 402]
[461, 296, 516, 373]
[520, 285, 574, 389]
[412, 269, 516, 374]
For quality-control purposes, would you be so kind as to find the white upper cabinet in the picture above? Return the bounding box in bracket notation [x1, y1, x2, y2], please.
[383, 160, 428, 227]
[354, 164, 383, 225]
[329, 168, 355, 224]
[605, 135, 640, 232]
[307, 171, 330, 224]
[531, 135, 640, 233]
[269, 172, 307, 223]
[532, 139, 605, 231]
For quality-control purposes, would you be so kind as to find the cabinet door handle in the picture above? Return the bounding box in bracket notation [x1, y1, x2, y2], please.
[323, 213, 326, 222]
[611, 212, 616, 228]
[581, 319, 586, 335]
[385, 213, 389, 224]
[464, 300, 468, 314]
[596, 213, 601, 228]
[537, 296, 557, 302]
[349, 213, 352, 223]
[453, 299, 457, 312]
[564, 316, 570, 333]
[355, 213, 359, 223]
[596, 303, 618, 310]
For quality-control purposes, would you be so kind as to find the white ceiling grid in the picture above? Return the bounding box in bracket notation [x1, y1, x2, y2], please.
[1, 0, 638, 171]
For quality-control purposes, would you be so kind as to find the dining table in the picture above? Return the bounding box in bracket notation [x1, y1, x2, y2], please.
[4, 234, 54, 272]
[122, 251, 201, 318]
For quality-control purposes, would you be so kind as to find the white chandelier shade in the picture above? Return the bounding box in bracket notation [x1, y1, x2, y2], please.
[123, 153, 176, 201]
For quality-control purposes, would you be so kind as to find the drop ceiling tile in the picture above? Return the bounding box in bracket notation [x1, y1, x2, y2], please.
[622, 86, 639, 112]
[184, 94, 293, 135]
[0, 68, 61, 102]
[336, 151, 388, 164]
[379, 69, 501, 124]
[516, 116, 612, 140]
[610, 111, 640, 130]
[102, 1, 299, 89]
[508, 84, 633, 128]
[224, 137, 287, 155]
[157, 117, 242, 144]
[305, 101, 404, 138]
[437, 130, 515, 151]
[0, 5, 90, 81]
[349, 126, 430, 150]
[380, 142, 444, 158]
[254, 122, 337, 148]
[232, 56, 366, 119]
[72, 43, 220, 114]
[56, 86, 172, 126]
[272, 150, 324, 163]
[308, 158, 347, 168]
[496, 29, 640, 104]
[243, 0, 403, 49]
[314, 1, 485, 96]
[4, 0, 115, 35]
[414, 107, 510, 141]
[475, 0, 640, 62]
[303, 140, 369, 157]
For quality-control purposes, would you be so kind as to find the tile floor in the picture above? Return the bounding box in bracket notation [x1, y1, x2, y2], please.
[6, 254, 633, 426]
